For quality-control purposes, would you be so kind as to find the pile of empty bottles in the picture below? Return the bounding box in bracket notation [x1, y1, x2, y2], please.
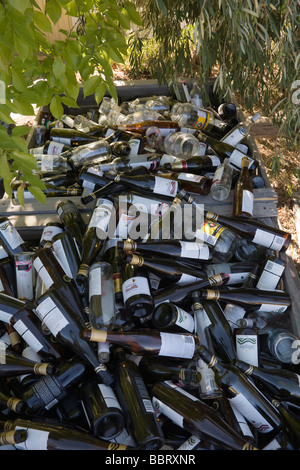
[0, 81, 299, 451]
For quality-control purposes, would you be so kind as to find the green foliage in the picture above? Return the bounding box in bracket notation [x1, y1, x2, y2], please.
[131, 0, 300, 146]
[0, 0, 141, 204]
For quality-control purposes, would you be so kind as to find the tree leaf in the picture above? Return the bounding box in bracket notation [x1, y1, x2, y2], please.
[60, 96, 80, 108]
[16, 184, 25, 207]
[28, 185, 46, 204]
[83, 75, 102, 98]
[45, 0, 62, 24]
[0, 106, 15, 124]
[50, 94, 64, 119]
[7, 0, 31, 15]
[14, 35, 29, 61]
[124, 1, 143, 26]
[12, 126, 31, 137]
[0, 150, 14, 195]
[52, 57, 66, 79]
[34, 11, 53, 33]
[12, 97, 35, 116]
[94, 82, 107, 105]
[11, 69, 27, 92]
[155, 0, 168, 16]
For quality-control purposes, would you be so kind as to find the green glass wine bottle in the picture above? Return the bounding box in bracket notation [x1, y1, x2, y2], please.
[151, 380, 257, 450]
[197, 345, 282, 436]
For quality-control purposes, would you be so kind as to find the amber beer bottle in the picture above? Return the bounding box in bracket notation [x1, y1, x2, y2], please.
[233, 157, 254, 219]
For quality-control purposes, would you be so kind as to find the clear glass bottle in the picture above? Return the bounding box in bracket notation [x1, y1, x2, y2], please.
[190, 81, 203, 108]
[14, 252, 35, 301]
[267, 328, 300, 364]
[163, 132, 202, 158]
[88, 262, 116, 363]
[210, 158, 233, 201]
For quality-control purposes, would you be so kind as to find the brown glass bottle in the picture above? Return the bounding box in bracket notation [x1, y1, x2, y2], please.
[80, 328, 199, 360]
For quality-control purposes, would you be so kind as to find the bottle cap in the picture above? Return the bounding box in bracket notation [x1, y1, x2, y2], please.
[251, 113, 261, 123]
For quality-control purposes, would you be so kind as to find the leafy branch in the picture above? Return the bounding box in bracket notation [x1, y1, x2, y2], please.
[0, 0, 142, 204]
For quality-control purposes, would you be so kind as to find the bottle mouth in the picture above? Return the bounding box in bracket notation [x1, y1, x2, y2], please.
[97, 413, 125, 439]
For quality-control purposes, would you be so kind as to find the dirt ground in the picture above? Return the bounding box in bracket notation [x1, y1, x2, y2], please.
[255, 136, 300, 275]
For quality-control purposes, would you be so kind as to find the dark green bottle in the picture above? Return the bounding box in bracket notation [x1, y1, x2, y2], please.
[112, 347, 164, 450]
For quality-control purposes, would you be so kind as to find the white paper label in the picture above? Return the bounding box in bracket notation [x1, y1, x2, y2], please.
[178, 272, 201, 285]
[235, 334, 259, 367]
[89, 201, 113, 230]
[174, 305, 194, 332]
[241, 190, 254, 215]
[16, 259, 34, 300]
[33, 257, 53, 289]
[159, 154, 178, 165]
[256, 260, 285, 290]
[229, 403, 254, 438]
[89, 266, 102, 300]
[13, 319, 44, 353]
[15, 427, 49, 450]
[41, 155, 54, 171]
[229, 149, 254, 169]
[35, 296, 68, 337]
[128, 138, 140, 156]
[252, 229, 285, 251]
[122, 276, 151, 302]
[256, 303, 288, 313]
[224, 303, 246, 330]
[52, 136, 71, 146]
[152, 396, 184, 427]
[159, 332, 195, 358]
[177, 173, 205, 183]
[178, 435, 201, 450]
[229, 392, 274, 433]
[41, 225, 63, 243]
[98, 384, 122, 410]
[153, 176, 178, 197]
[0, 220, 24, 250]
[179, 241, 210, 260]
[212, 165, 225, 183]
[52, 239, 72, 278]
[222, 127, 245, 146]
[227, 272, 250, 285]
[47, 141, 65, 155]
[115, 212, 136, 239]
